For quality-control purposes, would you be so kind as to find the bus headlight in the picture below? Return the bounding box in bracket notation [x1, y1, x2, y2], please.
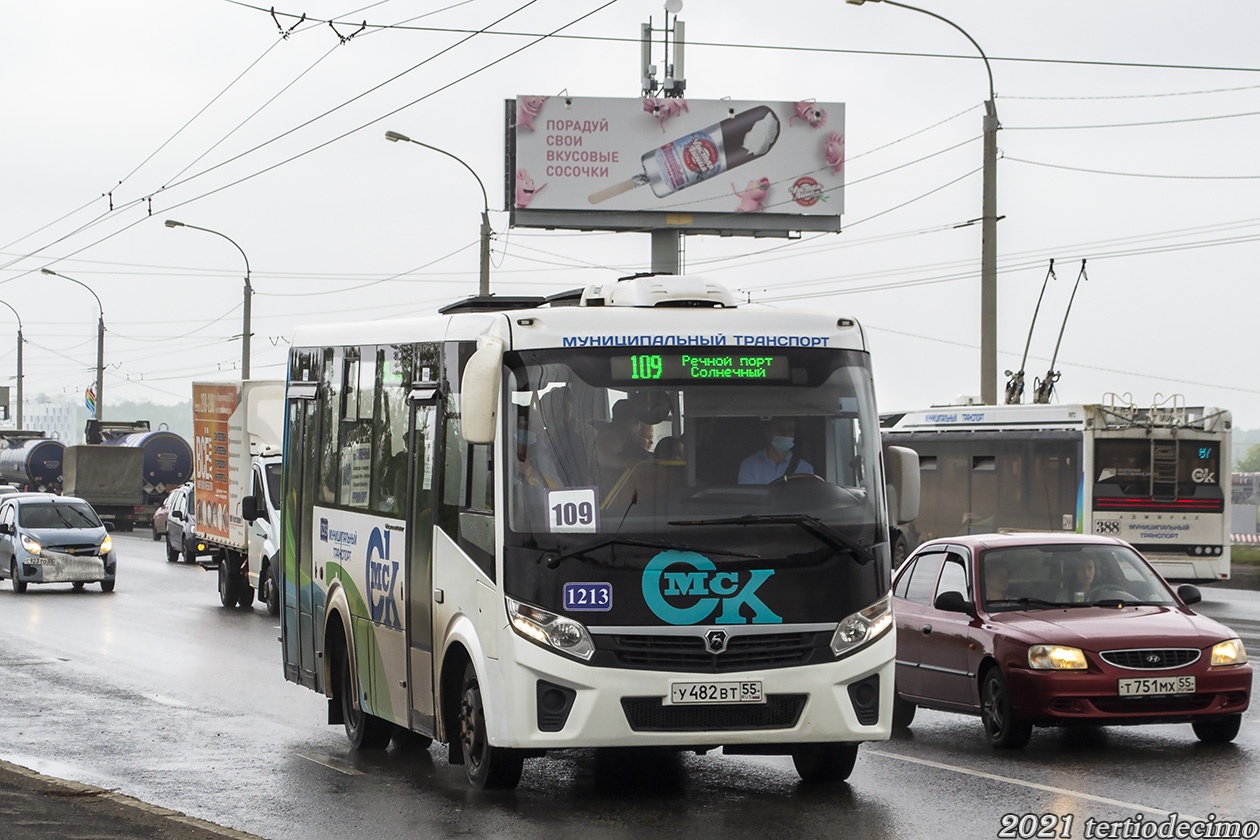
[507, 598, 595, 661]
[20, 534, 42, 557]
[830, 594, 893, 657]
[1028, 644, 1088, 670]
[1211, 638, 1248, 666]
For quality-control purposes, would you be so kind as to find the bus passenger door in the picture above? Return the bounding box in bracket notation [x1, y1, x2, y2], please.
[283, 386, 321, 690]
[406, 395, 439, 733]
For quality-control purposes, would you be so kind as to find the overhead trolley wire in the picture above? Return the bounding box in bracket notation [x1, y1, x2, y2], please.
[232, 3, 1260, 75]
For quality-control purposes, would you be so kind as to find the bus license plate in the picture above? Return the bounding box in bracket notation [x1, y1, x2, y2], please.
[668, 681, 764, 705]
[1117, 676, 1195, 697]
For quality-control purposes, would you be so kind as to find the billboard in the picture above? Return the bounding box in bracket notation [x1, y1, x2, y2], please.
[507, 96, 845, 237]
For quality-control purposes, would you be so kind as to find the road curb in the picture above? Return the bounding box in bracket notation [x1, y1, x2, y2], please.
[0, 759, 265, 840]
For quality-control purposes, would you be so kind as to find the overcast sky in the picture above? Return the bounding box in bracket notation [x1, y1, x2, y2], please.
[4, 1, 1259, 430]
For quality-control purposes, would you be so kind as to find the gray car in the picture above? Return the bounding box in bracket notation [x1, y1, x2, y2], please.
[0, 494, 117, 593]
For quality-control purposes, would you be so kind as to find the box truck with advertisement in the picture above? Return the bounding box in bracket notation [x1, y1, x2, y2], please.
[192, 380, 285, 613]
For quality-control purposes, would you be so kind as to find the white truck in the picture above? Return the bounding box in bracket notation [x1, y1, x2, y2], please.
[191, 380, 285, 613]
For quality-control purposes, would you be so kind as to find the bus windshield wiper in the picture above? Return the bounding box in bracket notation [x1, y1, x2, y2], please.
[548, 537, 760, 566]
[668, 514, 874, 565]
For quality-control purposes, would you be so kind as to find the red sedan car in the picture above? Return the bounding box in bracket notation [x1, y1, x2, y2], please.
[891, 533, 1251, 748]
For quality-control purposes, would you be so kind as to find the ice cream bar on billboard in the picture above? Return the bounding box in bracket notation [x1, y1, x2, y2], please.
[589, 105, 781, 205]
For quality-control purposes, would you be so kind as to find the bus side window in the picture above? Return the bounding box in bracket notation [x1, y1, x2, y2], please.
[372, 344, 412, 515]
[338, 345, 375, 510]
[318, 346, 341, 504]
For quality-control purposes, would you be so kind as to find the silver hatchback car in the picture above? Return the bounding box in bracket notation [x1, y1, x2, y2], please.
[0, 494, 117, 593]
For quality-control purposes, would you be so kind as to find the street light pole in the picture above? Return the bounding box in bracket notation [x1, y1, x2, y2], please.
[164, 220, 252, 378]
[846, 0, 1000, 404]
[39, 269, 105, 421]
[385, 130, 492, 297]
[0, 301, 22, 429]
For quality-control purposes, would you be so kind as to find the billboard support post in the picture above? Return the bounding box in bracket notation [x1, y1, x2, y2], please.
[651, 230, 680, 274]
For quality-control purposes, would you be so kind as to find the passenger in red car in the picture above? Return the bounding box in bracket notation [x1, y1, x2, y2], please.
[1059, 556, 1096, 602]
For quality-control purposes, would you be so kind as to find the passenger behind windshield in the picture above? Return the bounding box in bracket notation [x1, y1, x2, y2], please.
[738, 417, 814, 484]
[1057, 555, 1097, 603]
[593, 399, 653, 491]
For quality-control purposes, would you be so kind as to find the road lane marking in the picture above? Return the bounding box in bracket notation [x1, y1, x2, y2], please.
[865, 748, 1205, 821]
[297, 753, 364, 776]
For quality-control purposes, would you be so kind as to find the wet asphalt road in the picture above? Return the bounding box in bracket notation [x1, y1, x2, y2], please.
[0, 532, 1257, 840]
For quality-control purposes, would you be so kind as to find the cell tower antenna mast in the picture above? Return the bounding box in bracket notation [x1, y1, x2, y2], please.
[641, 0, 687, 98]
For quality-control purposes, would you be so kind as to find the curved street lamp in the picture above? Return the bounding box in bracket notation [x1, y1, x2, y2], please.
[40, 268, 105, 421]
[385, 130, 492, 298]
[164, 220, 253, 379]
[846, 0, 1000, 404]
[0, 300, 22, 428]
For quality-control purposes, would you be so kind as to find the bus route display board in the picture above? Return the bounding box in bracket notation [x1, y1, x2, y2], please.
[611, 353, 789, 382]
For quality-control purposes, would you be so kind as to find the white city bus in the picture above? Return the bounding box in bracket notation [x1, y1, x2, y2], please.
[882, 397, 1231, 583]
[279, 274, 918, 789]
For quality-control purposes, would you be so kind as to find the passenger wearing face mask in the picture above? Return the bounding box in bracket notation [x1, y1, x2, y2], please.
[738, 417, 814, 484]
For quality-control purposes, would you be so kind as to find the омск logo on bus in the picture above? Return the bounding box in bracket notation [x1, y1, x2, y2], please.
[642, 550, 782, 625]
[366, 527, 402, 629]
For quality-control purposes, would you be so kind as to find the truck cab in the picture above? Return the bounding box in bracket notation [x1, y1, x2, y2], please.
[243, 453, 282, 615]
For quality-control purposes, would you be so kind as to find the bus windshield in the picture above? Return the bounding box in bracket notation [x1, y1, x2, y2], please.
[504, 347, 885, 556]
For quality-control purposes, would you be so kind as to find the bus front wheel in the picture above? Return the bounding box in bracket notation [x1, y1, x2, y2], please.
[458, 663, 523, 790]
[791, 743, 859, 783]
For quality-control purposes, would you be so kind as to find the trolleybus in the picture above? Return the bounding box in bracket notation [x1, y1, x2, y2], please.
[882, 397, 1231, 583]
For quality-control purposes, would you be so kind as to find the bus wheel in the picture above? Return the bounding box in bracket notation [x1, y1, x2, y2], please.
[458, 663, 523, 790]
[338, 647, 391, 750]
[791, 743, 858, 783]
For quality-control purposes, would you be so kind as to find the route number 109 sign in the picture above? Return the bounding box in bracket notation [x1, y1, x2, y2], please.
[546, 488, 599, 533]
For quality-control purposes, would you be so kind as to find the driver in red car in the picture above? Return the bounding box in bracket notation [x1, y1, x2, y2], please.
[738, 417, 814, 484]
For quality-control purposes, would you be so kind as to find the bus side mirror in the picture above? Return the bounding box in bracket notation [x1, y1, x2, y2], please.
[461, 336, 505, 445]
[886, 445, 920, 524]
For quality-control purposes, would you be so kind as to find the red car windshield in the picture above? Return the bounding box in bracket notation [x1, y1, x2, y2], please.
[980, 543, 1178, 610]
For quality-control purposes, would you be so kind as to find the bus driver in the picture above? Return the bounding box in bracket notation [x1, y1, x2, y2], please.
[738, 417, 813, 484]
